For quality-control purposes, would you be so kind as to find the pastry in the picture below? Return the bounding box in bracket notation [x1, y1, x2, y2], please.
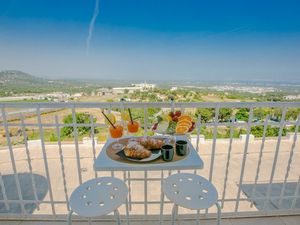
[124, 141, 151, 159]
[138, 137, 164, 149]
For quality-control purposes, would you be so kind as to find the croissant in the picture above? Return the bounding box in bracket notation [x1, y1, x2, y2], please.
[124, 141, 151, 159]
[138, 137, 164, 149]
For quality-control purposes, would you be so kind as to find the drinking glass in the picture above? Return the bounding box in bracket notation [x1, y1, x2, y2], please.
[109, 124, 124, 150]
[127, 121, 139, 134]
[161, 144, 174, 161]
[175, 140, 188, 156]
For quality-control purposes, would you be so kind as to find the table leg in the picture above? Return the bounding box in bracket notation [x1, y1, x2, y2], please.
[159, 170, 164, 225]
[128, 171, 132, 211]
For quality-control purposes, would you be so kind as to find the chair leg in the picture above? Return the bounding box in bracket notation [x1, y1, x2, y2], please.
[196, 209, 200, 225]
[171, 204, 178, 225]
[159, 189, 164, 225]
[67, 210, 73, 225]
[114, 209, 121, 225]
[216, 202, 221, 225]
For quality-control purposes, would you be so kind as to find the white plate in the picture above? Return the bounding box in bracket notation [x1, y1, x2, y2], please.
[116, 149, 161, 163]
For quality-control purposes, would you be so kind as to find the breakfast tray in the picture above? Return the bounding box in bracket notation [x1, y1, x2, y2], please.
[106, 137, 188, 164]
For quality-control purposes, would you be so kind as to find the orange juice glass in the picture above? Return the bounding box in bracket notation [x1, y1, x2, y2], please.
[109, 125, 124, 138]
[127, 121, 139, 133]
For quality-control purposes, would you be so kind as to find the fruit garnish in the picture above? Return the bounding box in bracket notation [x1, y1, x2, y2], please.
[156, 121, 169, 133]
[178, 120, 192, 128]
[172, 115, 179, 122]
[165, 115, 173, 122]
[169, 111, 174, 117]
[157, 115, 163, 123]
[104, 113, 116, 126]
[175, 110, 182, 117]
[153, 110, 195, 134]
[175, 125, 189, 134]
[178, 115, 192, 122]
[121, 111, 130, 121]
[152, 122, 158, 131]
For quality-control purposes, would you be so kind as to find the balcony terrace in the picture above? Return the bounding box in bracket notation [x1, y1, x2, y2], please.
[0, 101, 299, 224]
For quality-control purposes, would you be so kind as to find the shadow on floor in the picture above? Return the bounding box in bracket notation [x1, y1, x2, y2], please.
[0, 173, 48, 214]
[241, 182, 300, 210]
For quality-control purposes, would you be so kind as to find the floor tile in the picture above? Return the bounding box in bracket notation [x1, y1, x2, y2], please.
[280, 216, 300, 225]
[178, 218, 232, 225]
[230, 217, 285, 225]
[0, 221, 21, 225]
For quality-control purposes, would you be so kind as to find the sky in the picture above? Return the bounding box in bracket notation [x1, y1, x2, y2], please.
[0, 0, 300, 81]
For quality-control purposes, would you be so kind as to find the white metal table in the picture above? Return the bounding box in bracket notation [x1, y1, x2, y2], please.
[93, 135, 204, 223]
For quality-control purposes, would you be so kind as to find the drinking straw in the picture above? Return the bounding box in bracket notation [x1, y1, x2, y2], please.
[128, 108, 134, 124]
[101, 111, 116, 129]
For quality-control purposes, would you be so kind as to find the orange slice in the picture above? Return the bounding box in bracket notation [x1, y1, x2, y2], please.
[177, 122, 192, 128]
[178, 115, 192, 122]
[175, 125, 189, 134]
[178, 120, 192, 128]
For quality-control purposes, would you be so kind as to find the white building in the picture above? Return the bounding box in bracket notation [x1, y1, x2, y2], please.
[285, 94, 300, 100]
[96, 88, 113, 96]
[132, 82, 156, 89]
[112, 87, 142, 94]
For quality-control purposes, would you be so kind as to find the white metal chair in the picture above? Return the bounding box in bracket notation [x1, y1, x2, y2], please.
[67, 177, 128, 225]
[163, 173, 221, 225]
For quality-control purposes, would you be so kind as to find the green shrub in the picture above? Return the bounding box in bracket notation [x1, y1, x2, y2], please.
[61, 112, 96, 137]
[49, 133, 58, 142]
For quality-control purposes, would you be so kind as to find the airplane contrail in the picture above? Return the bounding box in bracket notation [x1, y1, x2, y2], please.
[86, 0, 100, 55]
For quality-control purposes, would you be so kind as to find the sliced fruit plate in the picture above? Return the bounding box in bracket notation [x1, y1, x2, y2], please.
[152, 110, 196, 135]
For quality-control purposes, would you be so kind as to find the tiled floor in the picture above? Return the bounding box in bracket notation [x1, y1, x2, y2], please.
[0, 216, 299, 225]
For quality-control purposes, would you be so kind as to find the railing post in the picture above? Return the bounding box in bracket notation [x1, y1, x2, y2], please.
[71, 105, 82, 185]
[278, 113, 300, 206]
[143, 104, 148, 136]
[235, 106, 254, 212]
[263, 106, 287, 210]
[221, 115, 235, 208]
[1, 107, 26, 214]
[196, 115, 202, 153]
[20, 113, 40, 210]
[36, 105, 56, 214]
[0, 173, 9, 211]
[250, 115, 269, 207]
[55, 115, 70, 210]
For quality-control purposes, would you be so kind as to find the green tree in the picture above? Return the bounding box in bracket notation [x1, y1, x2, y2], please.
[196, 108, 214, 122]
[251, 125, 264, 137]
[61, 112, 96, 137]
[253, 108, 271, 120]
[219, 108, 232, 122]
[235, 108, 249, 121]
[286, 108, 300, 121]
[251, 125, 287, 137]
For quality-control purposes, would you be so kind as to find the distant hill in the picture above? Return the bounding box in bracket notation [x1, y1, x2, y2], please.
[0, 70, 48, 85]
[0, 70, 101, 96]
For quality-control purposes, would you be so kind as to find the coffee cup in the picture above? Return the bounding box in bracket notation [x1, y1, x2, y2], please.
[161, 144, 174, 161]
[175, 140, 188, 156]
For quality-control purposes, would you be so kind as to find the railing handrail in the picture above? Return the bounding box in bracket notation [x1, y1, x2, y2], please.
[1, 101, 300, 108]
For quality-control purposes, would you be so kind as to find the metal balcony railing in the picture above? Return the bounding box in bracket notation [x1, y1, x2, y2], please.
[0, 101, 299, 220]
